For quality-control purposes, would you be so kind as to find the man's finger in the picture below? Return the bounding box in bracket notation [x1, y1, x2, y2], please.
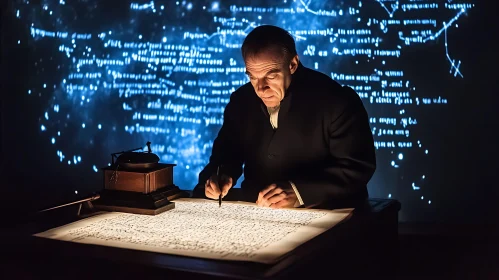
[263, 187, 283, 201]
[209, 175, 222, 192]
[267, 192, 287, 204]
[205, 186, 217, 198]
[209, 180, 222, 194]
[270, 199, 289, 209]
[221, 178, 233, 197]
[258, 184, 276, 203]
[256, 199, 268, 207]
[205, 180, 215, 192]
[258, 195, 279, 208]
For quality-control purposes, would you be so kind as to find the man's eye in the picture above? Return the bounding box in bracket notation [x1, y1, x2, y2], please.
[267, 74, 277, 79]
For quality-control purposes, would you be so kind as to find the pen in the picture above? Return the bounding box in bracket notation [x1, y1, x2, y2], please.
[217, 165, 222, 207]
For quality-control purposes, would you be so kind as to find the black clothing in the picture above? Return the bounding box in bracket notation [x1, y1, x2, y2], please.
[193, 63, 376, 206]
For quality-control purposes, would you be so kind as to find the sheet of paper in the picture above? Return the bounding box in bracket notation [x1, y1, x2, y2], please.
[34, 198, 353, 264]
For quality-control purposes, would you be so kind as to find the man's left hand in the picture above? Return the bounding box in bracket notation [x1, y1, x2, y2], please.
[256, 183, 298, 209]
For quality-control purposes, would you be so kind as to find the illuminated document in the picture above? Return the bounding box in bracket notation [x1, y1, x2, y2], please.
[35, 198, 353, 263]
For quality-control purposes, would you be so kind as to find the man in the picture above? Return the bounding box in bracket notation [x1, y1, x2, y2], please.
[193, 25, 376, 208]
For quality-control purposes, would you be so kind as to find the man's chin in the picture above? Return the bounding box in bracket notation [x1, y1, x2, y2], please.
[263, 100, 279, 108]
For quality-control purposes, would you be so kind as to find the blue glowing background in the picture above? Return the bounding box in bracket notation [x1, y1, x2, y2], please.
[7, 0, 491, 222]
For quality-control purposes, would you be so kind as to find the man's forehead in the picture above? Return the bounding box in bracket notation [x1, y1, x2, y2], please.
[244, 53, 286, 74]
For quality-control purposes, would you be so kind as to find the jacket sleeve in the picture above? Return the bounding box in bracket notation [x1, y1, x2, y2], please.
[192, 93, 244, 198]
[291, 86, 376, 205]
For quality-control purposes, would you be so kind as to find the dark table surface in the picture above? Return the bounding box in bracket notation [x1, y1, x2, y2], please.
[5, 192, 401, 280]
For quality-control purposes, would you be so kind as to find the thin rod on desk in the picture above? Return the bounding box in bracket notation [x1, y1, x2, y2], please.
[39, 194, 101, 213]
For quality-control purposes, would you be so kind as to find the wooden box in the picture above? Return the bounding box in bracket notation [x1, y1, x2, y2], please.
[103, 163, 175, 194]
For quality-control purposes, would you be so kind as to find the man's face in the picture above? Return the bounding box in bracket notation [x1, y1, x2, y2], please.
[244, 48, 299, 108]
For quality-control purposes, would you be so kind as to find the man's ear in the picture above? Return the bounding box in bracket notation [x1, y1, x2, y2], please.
[289, 55, 300, 74]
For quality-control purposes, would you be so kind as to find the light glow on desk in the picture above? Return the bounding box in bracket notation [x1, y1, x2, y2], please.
[34, 199, 353, 264]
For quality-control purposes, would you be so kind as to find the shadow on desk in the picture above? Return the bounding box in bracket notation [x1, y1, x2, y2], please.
[4, 192, 401, 280]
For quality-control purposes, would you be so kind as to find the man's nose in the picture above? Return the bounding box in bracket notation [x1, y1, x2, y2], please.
[257, 78, 269, 93]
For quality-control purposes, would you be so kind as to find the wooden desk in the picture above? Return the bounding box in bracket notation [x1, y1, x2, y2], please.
[6, 193, 400, 280]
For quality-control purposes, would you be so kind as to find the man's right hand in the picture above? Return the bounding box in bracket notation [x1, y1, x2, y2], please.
[205, 174, 233, 200]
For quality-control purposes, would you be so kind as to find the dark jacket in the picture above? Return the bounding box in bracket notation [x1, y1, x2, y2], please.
[193, 63, 376, 206]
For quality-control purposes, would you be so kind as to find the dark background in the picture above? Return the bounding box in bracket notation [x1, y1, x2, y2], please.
[1, 0, 498, 229]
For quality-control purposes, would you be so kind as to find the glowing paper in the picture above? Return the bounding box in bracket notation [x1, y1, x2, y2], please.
[34, 198, 353, 263]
